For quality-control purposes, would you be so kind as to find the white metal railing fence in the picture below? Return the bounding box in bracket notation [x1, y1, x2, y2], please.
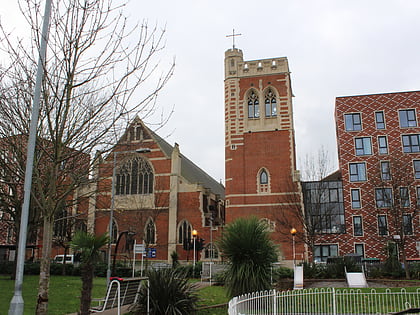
[228, 288, 420, 315]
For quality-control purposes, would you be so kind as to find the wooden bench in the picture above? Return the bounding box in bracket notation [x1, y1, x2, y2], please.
[91, 277, 149, 315]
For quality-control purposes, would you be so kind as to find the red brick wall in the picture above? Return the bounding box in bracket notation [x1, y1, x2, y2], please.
[333, 91, 420, 260]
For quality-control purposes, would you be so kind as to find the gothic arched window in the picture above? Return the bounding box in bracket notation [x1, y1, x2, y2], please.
[53, 208, 68, 237]
[115, 157, 153, 195]
[110, 219, 118, 244]
[265, 88, 277, 117]
[247, 90, 260, 118]
[144, 218, 156, 245]
[260, 169, 268, 184]
[204, 243, 219, 259]
[258, 168, 270, 193]
[178, 220, 192, 245]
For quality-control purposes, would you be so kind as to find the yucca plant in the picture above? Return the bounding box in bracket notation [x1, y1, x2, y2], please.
[218, 216, 278, 298]
[131, 268, 199, 314]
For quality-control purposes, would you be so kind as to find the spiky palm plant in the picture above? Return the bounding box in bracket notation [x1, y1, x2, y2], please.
[71, 231, 109, 315]
[218, 216, 278, 298]
[131, 268, 199, 315]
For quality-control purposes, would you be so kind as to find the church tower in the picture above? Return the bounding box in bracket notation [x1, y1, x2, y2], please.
[224, 48, 300, 262]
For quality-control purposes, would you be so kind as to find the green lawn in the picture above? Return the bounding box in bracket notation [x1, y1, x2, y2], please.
[0, 275, 229, 315]
[0, 275, 107, 315]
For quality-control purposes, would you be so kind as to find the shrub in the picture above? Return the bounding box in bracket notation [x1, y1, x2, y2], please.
[130, 268, 198, 315]
[272, 266, 293, 281]
[303, 262, 328, 279]
[218, 216, 278, 297]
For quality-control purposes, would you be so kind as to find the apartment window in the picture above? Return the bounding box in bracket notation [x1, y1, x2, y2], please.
[403, 214, 413, 235]
[378, 136, 388, 154]
[380, 161, 391, 180]
[351, 189, 361, 208]
[399, 187, 410, 207]
[355, 244, 365, 257]
[355, 137, 372, 156]
[378, 215, 388, 235]
[314, 244, 338, 263]
[375, 111, 386, 129]
[248, 90, 260, 118]
[417, 187, 420, 206]
[402, 134, 420, 153]
[375, 188, 393, 208]
[414, 160, 420, 179]
[349, 162, 366, 182]
[353, 216, 363, 236]
[329, 187, 339, 202]
[345, 113, 362, 131]
[399, 109, 417, 127]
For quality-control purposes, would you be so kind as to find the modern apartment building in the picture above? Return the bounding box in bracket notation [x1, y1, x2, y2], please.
[313, 91, 420, 262]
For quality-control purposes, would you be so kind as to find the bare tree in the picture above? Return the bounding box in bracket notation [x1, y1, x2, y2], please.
[0, 0, 174, 313]
[370, 155, 419, 279]
[273, 147, 338, 263]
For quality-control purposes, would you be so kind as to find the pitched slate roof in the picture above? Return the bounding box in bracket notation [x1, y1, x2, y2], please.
[150, 129, 225, 198]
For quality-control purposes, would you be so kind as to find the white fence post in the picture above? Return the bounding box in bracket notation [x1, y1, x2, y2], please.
[273, 289, 277, 315]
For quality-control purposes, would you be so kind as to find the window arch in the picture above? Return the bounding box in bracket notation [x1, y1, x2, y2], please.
[178, 220, 192, 245]
[260, 169, 268, 184]
[115, 157, 153, 195]
[258, 168, 270, 193]
[144, 217, 156, 245]
[204, 243, 219, 260]
[260, 218, 275, 232]
[264, 88, 277, 117]
[247, 90, 260, 118]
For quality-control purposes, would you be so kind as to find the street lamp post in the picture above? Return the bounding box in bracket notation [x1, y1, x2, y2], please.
[192, 229, 198, 269]
[290, 228, 297, 267]
[107, 148, 150, 286]
[9, 1, 52, 314]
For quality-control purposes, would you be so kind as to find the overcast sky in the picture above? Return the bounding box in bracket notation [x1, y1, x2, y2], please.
[2, 0, 420, 184]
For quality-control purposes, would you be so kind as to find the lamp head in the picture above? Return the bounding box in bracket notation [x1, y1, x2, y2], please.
[192, 229, 198, 237]
[290, 228, 297, 235]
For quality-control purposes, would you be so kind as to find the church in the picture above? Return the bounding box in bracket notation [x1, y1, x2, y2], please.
[87, 47, 303, 266]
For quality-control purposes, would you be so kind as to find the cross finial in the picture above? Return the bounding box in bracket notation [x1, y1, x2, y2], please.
[226, 29, 242, 49]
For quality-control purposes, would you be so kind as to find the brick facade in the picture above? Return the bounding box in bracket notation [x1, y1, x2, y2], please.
[224, 48, 303, 264]
[314, 91, 420, 262]
[90, 118, 225, 264]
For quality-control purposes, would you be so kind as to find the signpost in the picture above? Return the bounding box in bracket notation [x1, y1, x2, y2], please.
[133, 242, 145, 277]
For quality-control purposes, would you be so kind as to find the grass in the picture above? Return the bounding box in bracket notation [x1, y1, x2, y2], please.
[197, 285, 229, 314]
[0, 275, 107, 315]
[0, 275, 229, 315]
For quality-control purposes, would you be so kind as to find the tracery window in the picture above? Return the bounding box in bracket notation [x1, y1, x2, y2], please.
[178, 220, 192, 245]
[144, 218, 156, 245]
[247, 90, 260, 118]
[53, 208, 68, 237]
[204, 243, 219, 259]
[264, 89, 277, 117]
[115, 157, 153, 195]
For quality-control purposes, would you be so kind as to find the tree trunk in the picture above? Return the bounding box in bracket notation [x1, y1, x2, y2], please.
[80, 263, 94, 315]
[36, 216, 54, 315]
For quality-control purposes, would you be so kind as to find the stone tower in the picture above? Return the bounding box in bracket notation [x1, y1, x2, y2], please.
[224, 48, 300, 262]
